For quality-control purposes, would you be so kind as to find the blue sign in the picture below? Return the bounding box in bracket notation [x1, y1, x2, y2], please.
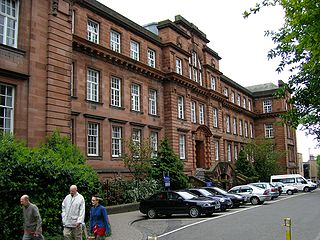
[163, 176, 170, 188]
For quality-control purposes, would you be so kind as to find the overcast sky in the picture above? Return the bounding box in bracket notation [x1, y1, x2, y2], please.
[97, 0, 320, 161]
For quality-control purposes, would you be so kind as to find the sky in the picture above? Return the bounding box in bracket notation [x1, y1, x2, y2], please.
[97, 0, 320, 161]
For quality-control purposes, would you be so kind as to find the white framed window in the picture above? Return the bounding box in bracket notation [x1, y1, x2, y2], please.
[227, 143, 232, 161]
[211, 77, 216, 91]
[237, 94, 241, 106]
[233, 117, 237, 134]
[86, 68, 99, 102]
[263, 99, 272, 113]
[70, 62, 75, 96]
[111, 76, 121, 107]
[265, 124, 274, 138]
[226, 115, 230, 133]
[190, 101, 196, 123]
[244, 121, 248, 138]
[87, 122, 99, 156]
[179, 134, 186, 160]
[130, 40, 139, 60]
[110, 30, 121, 53]
[234, 145, 238, 160]
[0, 83, 14, 133]
[239, 120, 243, 136]
[231, 91, 235, 103]
[189, 51, 202, 84]
[199, 104, 205, 124]
[178, 96, 184, 119]
[148, 48, 156, 67]
[112, 126, 122, 157]
[71, 10, 75, 34]
[150, 131, 158, 158]
[132, 128, 141, 146]
[149, 89, 157, 115]
[248, 100, 252, 111]
[0, 0, 19, 47]
[215, 140, 219, 161]
[176, 58, 182, 75]
[213, 108, 218, 128]
[131, 83, 140, 111]
[224, 88, 229, 97]
[250, 123, 254, 138]
[243, 98, 246, 109]
[87, 19, 99, 43]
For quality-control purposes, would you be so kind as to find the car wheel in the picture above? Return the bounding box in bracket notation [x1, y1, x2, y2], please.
[220, 207, 227, 212]
[250, 196, 260, 205]
[287, 190, 293, 195]
[303, 187, 310, 192]
[147, 208, 157, 219]
[189, 206, 200, 218]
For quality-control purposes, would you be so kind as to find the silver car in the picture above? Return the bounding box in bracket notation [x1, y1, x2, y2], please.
[228, 184, 272, 205]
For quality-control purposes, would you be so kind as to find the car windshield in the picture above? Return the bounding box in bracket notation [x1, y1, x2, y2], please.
[176, 191, 198, 200]
[215, 187, 227, 194]
[198, 189, 212, 196]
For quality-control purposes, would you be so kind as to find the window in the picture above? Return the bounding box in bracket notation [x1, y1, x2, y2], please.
[70, 62, 75, 96]
[226, 115, 230, 133]
[71, 10, 75, 34]
[130, 40, 139, 60]
[215, 141, 219, 161]
[239, 120, 243, 136]
[265, 124, 274, 138]
[212, 108, 218, 128]
[87, 122, 99, 156]
[0, 0, 18, 47]
[189, 51, 202, 85]
[211, 77, 216, 91]
[112, 126, 122, 157]
[234, 145, 238, 160]
[178, 96, 184, 119]
[231, 91, 235, 103]
[87, 19, 99, 43]
[176, 58, 182, 75]
[248, 100, 252, 111]
[148, 48, 156, 67]
[111, 76, 121, 107]
[237, 94, 241, 106]
[244, 121, 248, 137]
[0, 84, 14, 133]
[110, 30, 121, 53]
[190, 101, 196, 123]
[179, 134, 186, 160]
[263, 100, 272, 113]
[132, 128, 141, 148]
[243, 98, 246, 109]
[150, 131, 158, 158]
[224, 88, 229, 98]
[250, 123, 253, 138]
[131, 83, 140, 111]
[86, 69, 99, 102]
[149, 89, 157, 115]
[227, 143, 232, 161]
[233, 117, 237, 134]
[199, 104, 204, 124]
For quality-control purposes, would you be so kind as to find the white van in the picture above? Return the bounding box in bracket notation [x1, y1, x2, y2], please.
[270, 174, 316, 192]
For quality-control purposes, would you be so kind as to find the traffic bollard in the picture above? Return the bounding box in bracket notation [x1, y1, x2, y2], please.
[283, 218, 292, 240]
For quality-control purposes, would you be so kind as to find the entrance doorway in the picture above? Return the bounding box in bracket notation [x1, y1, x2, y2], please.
[195, 140, 205, 168]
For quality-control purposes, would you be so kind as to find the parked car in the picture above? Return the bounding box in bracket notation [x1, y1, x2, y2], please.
[270, 174, 316, 192]
[186, 188, 233, 211]
[272, 182, 298, 195]
[203, 186, 246, 207]
[249, 182, 279, 200]
[139, 190, 221, 218]
[228, 185, 272, 205]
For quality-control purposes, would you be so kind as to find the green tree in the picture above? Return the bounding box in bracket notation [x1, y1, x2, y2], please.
[243, 138, 284, 181]
[244, 0, 320, 142]
[235, 149, 256, 178]
[150, 139, 190, 190]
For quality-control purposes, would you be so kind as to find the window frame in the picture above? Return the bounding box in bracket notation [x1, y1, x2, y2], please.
[179, 134, 186, 160]
[263, 99, 272, 113]
[87, 122, 99, 156]
[147, 48, 156, 68]
[176, 57, 182, 75]
[178, 95, 185, 119]
[0, 83, 14, 133]
[190, 101, 197, 123]
[110, 76, 121, 107]
[87, 18, 99, 44]
[0, 0, 19, 47]
[112, 125, 122, 157]
[86, 68, 99, 102]
[148, 89, 157, 115]
[265, 124, 274, 138]
[131, 83, 140, 112]
[110, 30, 121, 53]
[130, 40, 139, 61]
[199, 104, 205, 124]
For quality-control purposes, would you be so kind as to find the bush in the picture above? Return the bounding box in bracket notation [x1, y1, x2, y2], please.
[0, 132, 102, 239]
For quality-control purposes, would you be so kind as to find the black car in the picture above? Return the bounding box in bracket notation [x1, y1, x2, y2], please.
[203, 186, 246, 207]
[139, 190, 221, 218]
[186, 188, 233, 211]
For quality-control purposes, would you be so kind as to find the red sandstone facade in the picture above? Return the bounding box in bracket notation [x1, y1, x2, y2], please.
[0, 0, 298, 183]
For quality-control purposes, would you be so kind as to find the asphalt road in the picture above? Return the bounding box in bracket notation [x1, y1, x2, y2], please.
[133, 189, 320, 240]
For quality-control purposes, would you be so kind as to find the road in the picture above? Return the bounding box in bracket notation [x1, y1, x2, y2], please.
[133, 189, 320, 240]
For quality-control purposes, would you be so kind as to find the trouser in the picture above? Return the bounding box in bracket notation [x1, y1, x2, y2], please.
[22, 233, 44, 240]
[95, 235, 106, 240]
[63, 226, 82, 240]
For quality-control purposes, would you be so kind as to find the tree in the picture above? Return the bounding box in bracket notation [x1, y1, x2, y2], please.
[150, 139, 190, 190]
[243, 138, 284, 181]
[244, 0, 320, 143]
[235, 149, 256, 178]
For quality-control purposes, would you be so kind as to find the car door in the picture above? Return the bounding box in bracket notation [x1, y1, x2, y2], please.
[167, 192, 187, 214]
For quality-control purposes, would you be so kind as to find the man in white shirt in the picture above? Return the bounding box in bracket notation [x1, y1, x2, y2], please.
[62, 185, 85, 240]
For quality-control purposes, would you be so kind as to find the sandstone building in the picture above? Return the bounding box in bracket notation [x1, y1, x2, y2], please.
[0, 0, 299, 184]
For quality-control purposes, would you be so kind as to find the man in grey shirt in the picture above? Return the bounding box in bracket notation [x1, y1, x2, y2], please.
[20, 194, 44, 240]
[62, 185, 85, 240]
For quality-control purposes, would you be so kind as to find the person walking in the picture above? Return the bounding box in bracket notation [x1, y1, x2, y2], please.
[89, 196, 111, 239]
[20, 194, 44, 240]
[62, 185, 85, 240]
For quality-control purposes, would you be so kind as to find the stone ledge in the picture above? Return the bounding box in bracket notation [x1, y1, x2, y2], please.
[108, 202, 140, 215]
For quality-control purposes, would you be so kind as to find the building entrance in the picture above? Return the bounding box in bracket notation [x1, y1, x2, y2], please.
[195, 140, 205, 168]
